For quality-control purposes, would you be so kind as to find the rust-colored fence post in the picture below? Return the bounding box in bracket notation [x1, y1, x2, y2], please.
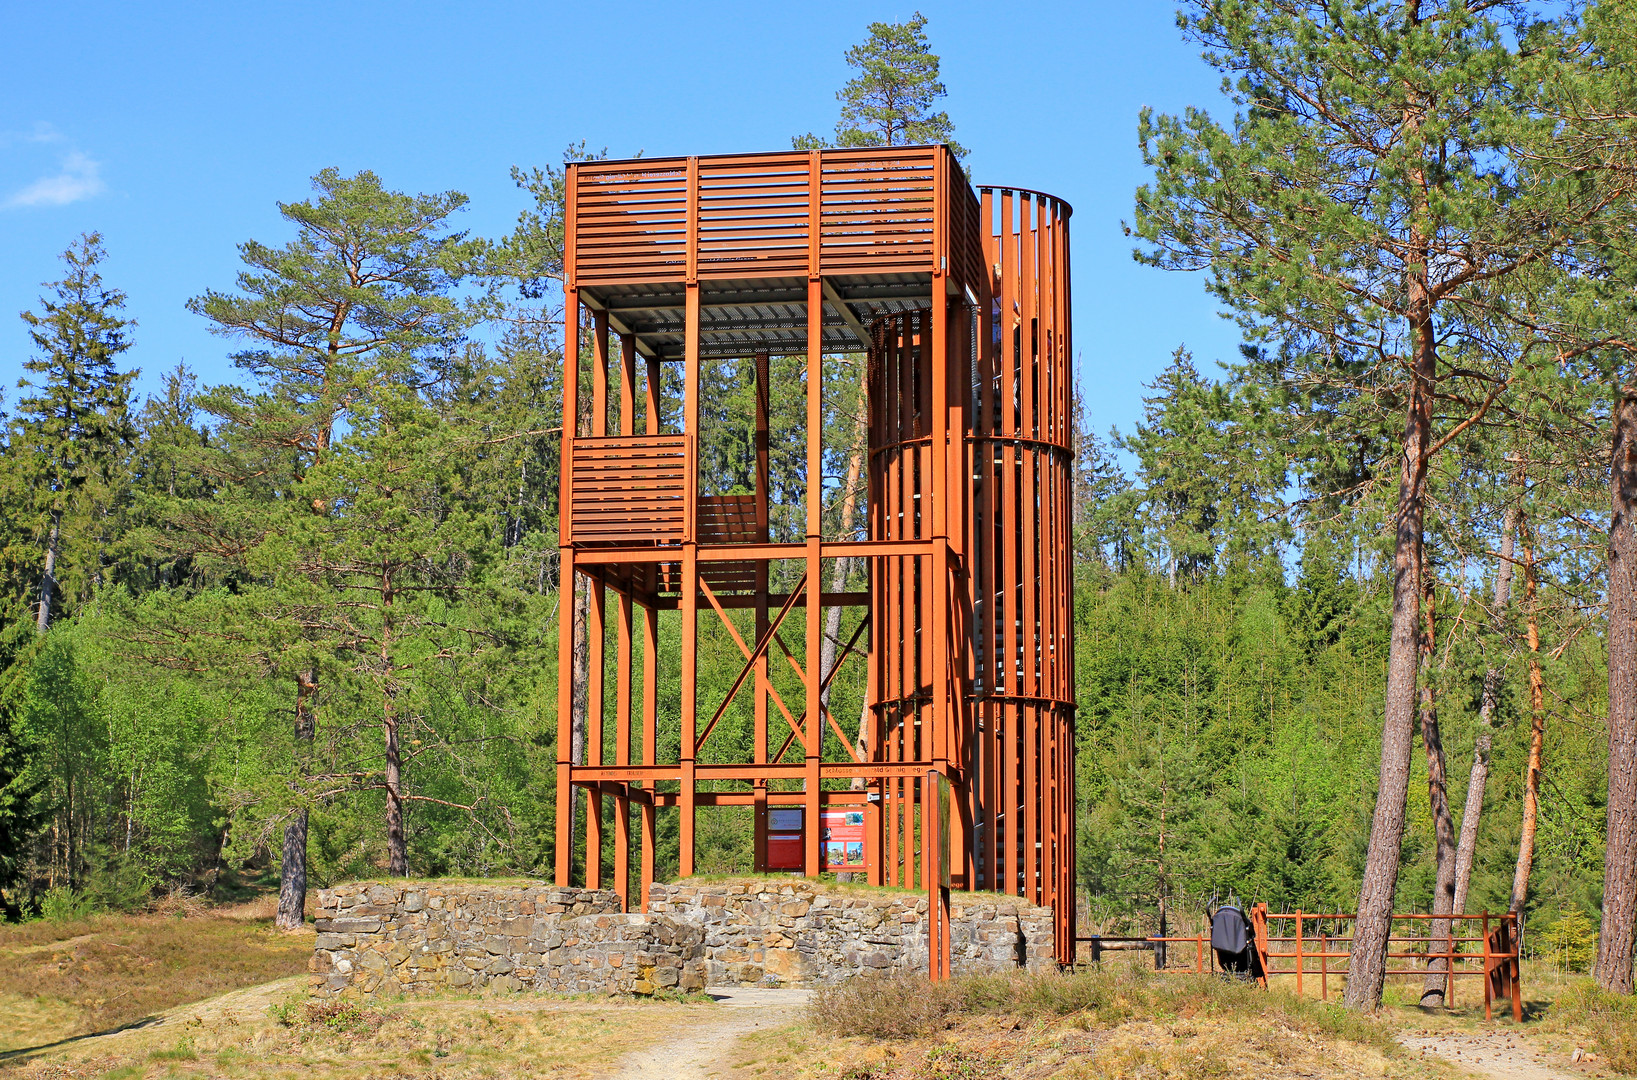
[1321, 928, 1329, 1001]
[1448, 914, 1456, 1009]
[1507, 913, 1523, 1022]
[1482, 910, 1492, 1022]
[1295, 910, 1304, 998]
[1251, 903, 1271, 989]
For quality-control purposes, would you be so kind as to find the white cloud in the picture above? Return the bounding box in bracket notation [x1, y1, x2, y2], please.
[5, 151, 105, 209]
[0, 123, 65, 149]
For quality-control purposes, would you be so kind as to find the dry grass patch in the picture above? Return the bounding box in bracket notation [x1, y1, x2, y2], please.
[0, 910, 312, 1047]
[788, 965, 1432, 1080]
[0, 981, 714, 1080]
[0, 997, 79, 1057]
[1538, 978, 1637, 1075]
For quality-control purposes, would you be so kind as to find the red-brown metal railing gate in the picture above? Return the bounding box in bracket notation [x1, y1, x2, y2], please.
[553, 146, 1076, 972]
[1131, 907, 1523, 1020]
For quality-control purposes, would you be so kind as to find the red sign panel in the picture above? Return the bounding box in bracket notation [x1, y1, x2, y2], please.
[765, 807, 804, 870]
[821, 809, 868, 871]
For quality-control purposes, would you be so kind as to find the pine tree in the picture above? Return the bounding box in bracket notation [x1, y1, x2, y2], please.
[1131, 0, 1615, 1008]
[12, 232, 137, 633]
[1121, 352, 1224, 584]
[793, 12, 965, 157]
[1119, 349, 1286, 584]
[1070, 392, 1136, 576]
[175, 169, 484, 911]
[1533, 2, 1637, 996]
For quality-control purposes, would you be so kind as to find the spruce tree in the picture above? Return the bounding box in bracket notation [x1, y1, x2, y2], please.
[0, 635, 47, 911]
[12, 232, 137, 633]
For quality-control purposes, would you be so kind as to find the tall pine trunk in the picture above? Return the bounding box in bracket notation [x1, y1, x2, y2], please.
[382, 573, 407, 876]
[822, 363, 870, 714]
[36, 507, 61, 634]
[1345, 285, 1434, 1011]
[1453, 507, 1515, 918]
[1597, 383, 1637, 993]
[1508, 520, 1544, 917]
[1421, 577, 1458, 1005]
[276, 668, 317, 930]
[567, 573, 589, 865]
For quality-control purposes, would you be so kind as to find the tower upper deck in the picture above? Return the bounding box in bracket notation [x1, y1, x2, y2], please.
[565, 145, 983, 359]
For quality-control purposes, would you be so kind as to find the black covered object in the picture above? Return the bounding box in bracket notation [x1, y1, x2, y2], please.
[1211, 905, 1249, 953]
[1211, 904, 1254, 977]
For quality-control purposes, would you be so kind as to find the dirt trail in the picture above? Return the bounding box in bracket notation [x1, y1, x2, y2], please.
[604, 988, 811, 1080]
[1397, 1031, 1584, 1080]
[3, 932, 101, 958]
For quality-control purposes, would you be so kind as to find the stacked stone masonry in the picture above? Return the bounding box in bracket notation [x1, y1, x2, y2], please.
[646, 882, 1056, 986]
[312, 880, 1056, 998]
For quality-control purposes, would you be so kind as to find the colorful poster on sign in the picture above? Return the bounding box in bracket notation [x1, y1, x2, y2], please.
[820, 809, 868, 871]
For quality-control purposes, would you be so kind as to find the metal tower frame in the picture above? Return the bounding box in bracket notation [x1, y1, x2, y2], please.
[554, 145, 1076, 969]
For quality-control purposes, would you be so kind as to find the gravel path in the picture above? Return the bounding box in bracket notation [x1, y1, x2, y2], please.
[604, 988, 812, 1080]
[1397, 1030, 1582, 1080]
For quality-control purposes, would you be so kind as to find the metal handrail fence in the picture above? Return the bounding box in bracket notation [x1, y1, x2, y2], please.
[1077, 905, 1523, 1021]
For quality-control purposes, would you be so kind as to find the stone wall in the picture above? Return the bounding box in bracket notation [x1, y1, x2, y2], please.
[310, 883, 706, 998]
[312, 879, 1055, 998]
[647, 881, 1056, 987]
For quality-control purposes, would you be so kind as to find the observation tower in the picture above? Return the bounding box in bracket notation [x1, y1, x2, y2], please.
[553, 145, 1075, 969]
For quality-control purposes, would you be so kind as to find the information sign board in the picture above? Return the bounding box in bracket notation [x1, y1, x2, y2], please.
[765, 806, 804, 870]
[819, 809, 868, 871]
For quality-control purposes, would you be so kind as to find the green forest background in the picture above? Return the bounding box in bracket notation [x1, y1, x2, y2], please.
[0, 4, 1630, 988]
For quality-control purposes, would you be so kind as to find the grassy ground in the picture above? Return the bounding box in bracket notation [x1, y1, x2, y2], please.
[0, 977, 712, 1080]
[4, 899, 1633, 1080]
[0, 896, 312, 1052]
[1365, 965, 1636, 1075]
[738, 964, 1448, 1080]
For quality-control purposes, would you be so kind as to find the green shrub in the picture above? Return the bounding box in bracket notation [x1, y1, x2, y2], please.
[300, 999, 388, 1036]
[37, 886, 98, 922]
[1539, 905, 1599, 973]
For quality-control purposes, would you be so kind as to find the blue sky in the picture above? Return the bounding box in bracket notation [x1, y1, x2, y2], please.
[0, 1, 1240, 444]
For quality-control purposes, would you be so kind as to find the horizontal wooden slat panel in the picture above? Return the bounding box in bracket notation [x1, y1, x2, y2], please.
[697, 494, 759, 544]
[568, 435, 690, 544]
[570, 147, 951, 284]
[697, 158, 812, 276]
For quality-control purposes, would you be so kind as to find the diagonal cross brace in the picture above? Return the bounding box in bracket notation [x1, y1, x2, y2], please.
[771, 612, 871, 765]
[693, 575, 807, 756]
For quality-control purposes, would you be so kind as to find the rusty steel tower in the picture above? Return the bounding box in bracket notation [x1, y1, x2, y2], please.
[554, 145, 1075, 970]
